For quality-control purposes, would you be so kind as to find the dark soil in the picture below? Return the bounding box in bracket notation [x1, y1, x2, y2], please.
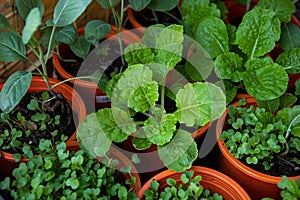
[0, 91, 75, 154]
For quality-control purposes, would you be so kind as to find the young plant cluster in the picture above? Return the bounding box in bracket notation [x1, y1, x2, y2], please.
[0, 140, 138, 200]
[220, 99, 300, 172]
[144, 170, 223, 200]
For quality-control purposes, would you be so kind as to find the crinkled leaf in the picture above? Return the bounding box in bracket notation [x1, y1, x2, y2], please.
[257, 0, 295, 23]
[276, 48, 300, 74]
[236, 7, 281, 58]
[244, 63, 288, 100]
[279, 24, 300, 52]
[124, 43, 155, 65]
[215, 52, 244, 82]
[105, 72, 123, 99]
[84, 20, 111, 44]
[132, 129, 152, 150]
[0, 71, 32, 113]
[96, 0, 118, 9]
[158, 129, 198, 172]
[182, 0, 220, 33]
[0, 14, 13, 31]
[147, 0, 179, 11]
[15, 0, 44, 20]
[22, 8, 42, 44]
[194, 16, 229, 58]
[53, 0, 92, 27]
[143, 107, 177, 145]
[54, 25, 77, 44]
[129, 0, 151, 11]
[175, 82, 226, 127]
[128, 82, 159, 112]
[0, 32, 28, 62]
[70, 35, 91, 58]
[76, 112, 111, 157]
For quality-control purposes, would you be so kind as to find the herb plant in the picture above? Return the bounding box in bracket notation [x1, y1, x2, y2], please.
[76, 24, 226, 172]
[0, 140, 139, 200]
[144, 170, 223, 200]
[220, 99, 300, 173]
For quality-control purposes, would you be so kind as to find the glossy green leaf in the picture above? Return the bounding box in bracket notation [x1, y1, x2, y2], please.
[276, 48, 300, 74]
[194, 16, 229, 58]
[70, 36, 91, 58]
[76, 112, 111, 157]
[236, 7, 281, 58]
[128, 82, 159, 112]
[182, 0, 220, 33]
[0, 71, 32, 113]
[215, 52, 244, 82]
[0, 32, 28, 62]
[22, 8, 42, 44]
[147, 0, 179, 11]
[84, 20, 111, 44]
[53, 0, 92, 27]
[66, 178, 79, 190]
[15, 0, 44, 20]
[175, 82, 226, 127]
[143, 107, 177, 145]
[54, 25, 77, 44]
[96, 0, 118, 9]
[129, 0, 151, 11]
[0, 14, 13, 31]
[257, 0, 295, 23]
[158, 129, 198, 172]
[244, 63, 288, 100]
[279, 24, 300, 52]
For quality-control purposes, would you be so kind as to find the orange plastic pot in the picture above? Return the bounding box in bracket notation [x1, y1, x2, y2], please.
[216, 98, 300, 200]
[53, 26, 141, 112]
[137, 166, 250, 199]
[0, 76, 86, 177]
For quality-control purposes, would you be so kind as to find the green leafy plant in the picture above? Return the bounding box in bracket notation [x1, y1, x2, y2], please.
[76, 24, 226, 172]
[0, 140, 139, 200]
[144, 170, 223, 200]
[185, 0, 299, 102]
[220, 98, 300, 172]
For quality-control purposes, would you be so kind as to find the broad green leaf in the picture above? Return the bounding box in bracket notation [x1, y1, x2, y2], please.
[22, 8, 42, 44]
[70, 36, 91, 58]
[132, 129, 152, 150]
[0, 14, 13, 31]
[129, 0, 151, 11]
[143, 107, 177, 145]
[194, 16, 229, 58]
[147, 0, 179, 11]
[158, 129, 198, 172]
[215, 52, 244, 82]
[244, 63, 288, 100]
[181, 0, 220, 33]
[0, 32, 28, 62]
[236, 7, 281, 58]
[257, 0, 295, 23]
[244, 57, 274, 71]
[76, 112, 111, 157]
[111, 65, 153, 109]
[54, 25, 77, 44]
[0, 71, 32, 113]
[96, 0, 118, 9]
[124, 43, 155, 65]
[276, 48, 300, 74]
[15, 0, 44, 20]
[84, 20, 111, 45]
[128, 82, 159, 112]
[53, 0, 92, 27]
[175, 82, 226, 127]
[279, 24, 300, 52]
[142, 24, 164, 48]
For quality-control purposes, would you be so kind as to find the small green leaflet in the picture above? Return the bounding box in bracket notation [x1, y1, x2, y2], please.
[54, 25, 77, 44]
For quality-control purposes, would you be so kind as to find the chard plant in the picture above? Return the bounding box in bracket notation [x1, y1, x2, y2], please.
[0, 140, 139, 200]
[77, 24, 226, 172]
[220, 99, 300, 172]
[187, 0, 300, 102]
[144, 170, 223, 200]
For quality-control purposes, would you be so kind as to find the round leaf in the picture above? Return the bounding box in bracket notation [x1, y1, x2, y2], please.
[70, 36, 91, 58]
[54, 25, 77, 44]
[84, 20, 111, 44]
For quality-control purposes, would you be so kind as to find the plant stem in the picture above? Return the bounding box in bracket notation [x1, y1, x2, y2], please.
[152, 10, 159, 23]
[162, 11, 183, 25]
[160, 79, 166, 108]
[285, 114, 300, 139]
[51, 75, 99, 89]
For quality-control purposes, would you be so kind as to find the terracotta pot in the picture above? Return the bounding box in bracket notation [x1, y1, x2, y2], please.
[53, 26, 141, 112]
[234, 93, 253, 101]
[216, 98, 300, 200]
[137, 166, 250, 199]
[0, 76, 86, 177]
[66, 141, 141, 193]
